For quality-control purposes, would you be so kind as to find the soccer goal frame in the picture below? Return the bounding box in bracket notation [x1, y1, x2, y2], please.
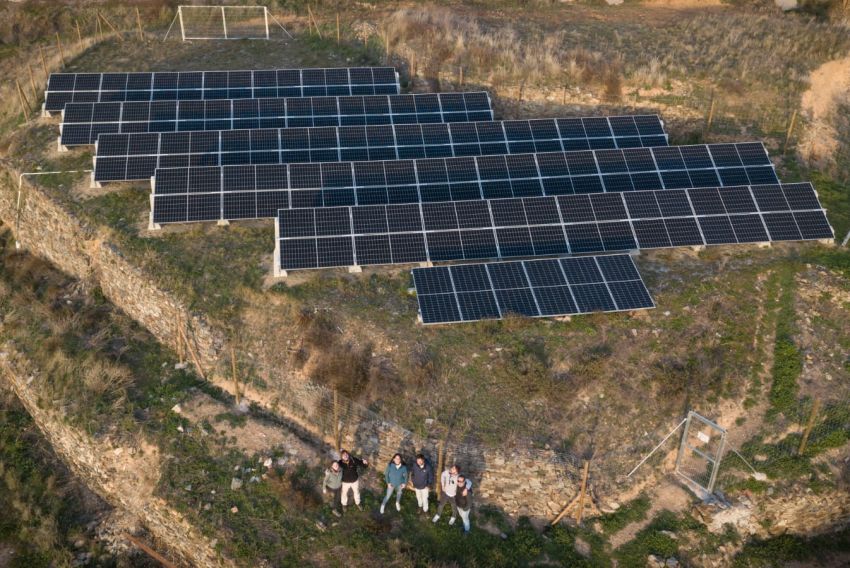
[176, 5, 270, 41]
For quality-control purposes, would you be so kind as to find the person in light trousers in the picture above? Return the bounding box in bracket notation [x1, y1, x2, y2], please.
[409, 453, 435, 514]
[454, 474, 472, 534]
[432, 464, 472, 525]
[380, 453, 408, 514]
[322, 460, 343, 517]
[338, 449, 368, 511]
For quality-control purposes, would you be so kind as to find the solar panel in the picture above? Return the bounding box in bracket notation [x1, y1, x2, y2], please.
[60, 92, 494, 147]
[150, 143, 779, 225]
[412, 255, 654, 324]
[44, 67, 400, 113]
[273, 183, 832, 272]
[94, 116, 669, 183]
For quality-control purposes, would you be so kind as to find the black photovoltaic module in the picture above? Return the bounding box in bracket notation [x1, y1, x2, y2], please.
[44, 67, 400, 113]
[93, 115, 668, 183]
[59, 92, 493, 146]
[149, 143, 779, 225]
[272, 183, 832, 272]
[411, 255, 655, 324]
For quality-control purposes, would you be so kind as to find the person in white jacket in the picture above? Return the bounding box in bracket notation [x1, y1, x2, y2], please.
[432, 464, 472, 525]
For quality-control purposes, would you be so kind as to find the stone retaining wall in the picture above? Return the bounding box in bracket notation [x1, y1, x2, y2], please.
[0, 348, 229, 568]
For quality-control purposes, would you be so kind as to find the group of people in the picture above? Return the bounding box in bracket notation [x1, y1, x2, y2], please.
[322, 450, 474, 533]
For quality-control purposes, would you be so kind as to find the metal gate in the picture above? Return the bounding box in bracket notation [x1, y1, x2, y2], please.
[675, 411, 727, 497]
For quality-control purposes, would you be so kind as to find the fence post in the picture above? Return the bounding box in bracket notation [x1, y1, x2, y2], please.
[705, 92, 716, 134]
[336, 13, 340, 44]
[56, 33, 66, 67]
[39, 46, 48, 78]
[798, 398, 821, 456]
[783, 109, 798, 154]
[231, 343, 240, 405]
[384, 28, 390, 64]
[575, 460, 590, 524]
[76, 20, 83, 46]
[333, 387, 341, 452]
[27, 65, 38, 100]
[15, 80, 30, 123]
[562, 83, 567, 106]
[435, 438, 446, 494]
[136, 7, 145, 42]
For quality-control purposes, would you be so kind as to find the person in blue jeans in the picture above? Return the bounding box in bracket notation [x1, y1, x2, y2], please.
[380, 453, 408, 514]
[454, 474, 472, 534]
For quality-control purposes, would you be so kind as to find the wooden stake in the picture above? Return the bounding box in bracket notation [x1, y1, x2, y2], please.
[705, 92, 716, 133]
[100, 12, 123, 40]
[174, 319, 185, 364]
[562, 83, 567, 106]
[27, 65, 38, 100]
[56, 33, 66, 67]
[435, 438, 446, 494]
[307, 5, 322, 39]
[136, 7, 145, 42]
[39, 46, 48, 78]
[231, 343, 240, 405]
[15, 80, 30, 123]
[333, 387, 340, 452]
[124, 534, 177, 568]
[178, 322, 206, 380]
[783, 109, 798, 154]
[336, 13, 340, 44]
[458, 66, 463, 87]
[798, 398, 821, 456]
[76, 20, 83, 46]
[96, 15, 103, 41]
[575, 460, 590, 524]
[384, 28, 390, 64]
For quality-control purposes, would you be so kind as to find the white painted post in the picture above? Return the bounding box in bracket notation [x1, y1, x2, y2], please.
[264, 7, 270, 39]
[221, 6, 228, 39]
[177, 7, 186, 42]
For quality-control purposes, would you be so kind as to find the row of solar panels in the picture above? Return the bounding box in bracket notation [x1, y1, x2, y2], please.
[44, 67, 401, 113]
[44, 66, 833, 325]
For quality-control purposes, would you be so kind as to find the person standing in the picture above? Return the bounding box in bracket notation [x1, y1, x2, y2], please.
[338, 449, 368, 511]
[409, 453, 434, 514]
[432, 464, 472, 525]
[380, 453, 408, 514]
[322, 460, 343, 517]
[454, 474, 472, 534]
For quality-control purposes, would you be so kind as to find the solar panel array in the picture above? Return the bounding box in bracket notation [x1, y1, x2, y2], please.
[412, 255, 654, 324]
[273, 183, 832, 271]
[44, 67, 400, 113]
[93, 115, 669, 183]
[150, 143, 778, 225]
[43, 64, 835, 325]
[60, 92, 493, 146]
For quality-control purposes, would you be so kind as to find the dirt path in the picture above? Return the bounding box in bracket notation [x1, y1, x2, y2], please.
[609, 480, 693, 549]
[799, 56, 850, 166]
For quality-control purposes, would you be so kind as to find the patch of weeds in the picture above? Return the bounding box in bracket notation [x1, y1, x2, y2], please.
[767, 266, 801, 417]
[732, 526, 850, 567]
[614, 510, 702, 568]
[214, 412, 248, 428]
[598, 494, 651, 535]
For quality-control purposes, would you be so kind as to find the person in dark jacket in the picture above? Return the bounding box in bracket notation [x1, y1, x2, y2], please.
[409, 453, 435, 514]
[432, 464, 472, 525]
[380, 453, 408, 514]
[338, 449, 368, 510]
[454, 474, 472, 534]
[322, 460, 343, 517]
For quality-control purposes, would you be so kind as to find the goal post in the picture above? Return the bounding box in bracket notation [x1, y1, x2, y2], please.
[177, 5, 270, 41]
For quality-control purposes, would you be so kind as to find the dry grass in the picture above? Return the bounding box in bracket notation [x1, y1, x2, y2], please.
[385, 4, 850, 100]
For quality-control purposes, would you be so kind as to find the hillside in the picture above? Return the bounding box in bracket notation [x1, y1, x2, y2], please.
[0, 1, 849, 566]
